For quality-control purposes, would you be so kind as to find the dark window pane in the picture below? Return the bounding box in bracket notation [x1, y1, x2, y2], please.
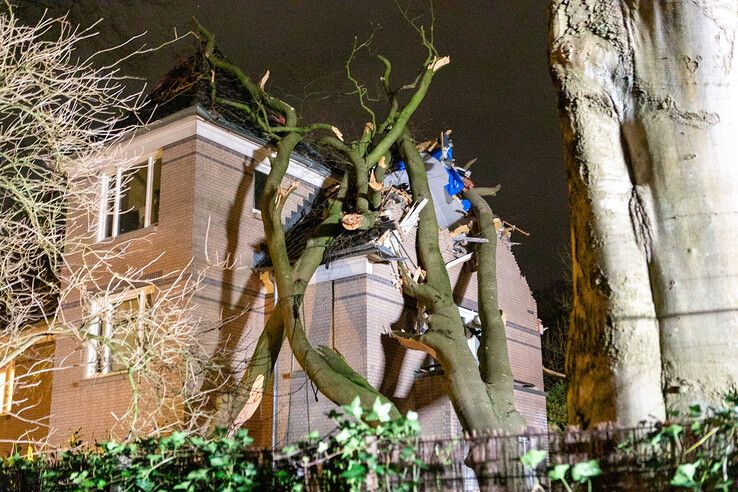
[105, 187, 116, 239]
[150, 157, 162, 225]
[118, 164, 147, 234]
[254, 170, 267, 210]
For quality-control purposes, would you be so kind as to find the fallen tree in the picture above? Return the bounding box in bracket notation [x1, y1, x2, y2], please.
[196, 16, 526, 439]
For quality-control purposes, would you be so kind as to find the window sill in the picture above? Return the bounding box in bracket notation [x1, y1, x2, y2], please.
[81, 369, 127, 383]
[96, 224, 159, 244]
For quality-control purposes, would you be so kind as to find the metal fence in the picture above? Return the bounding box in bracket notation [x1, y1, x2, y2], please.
[2, 424, 735, 491]
[295, 424, 734, 491]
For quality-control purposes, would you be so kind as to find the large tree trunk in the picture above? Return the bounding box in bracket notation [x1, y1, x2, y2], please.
[550, 0, 738, 427]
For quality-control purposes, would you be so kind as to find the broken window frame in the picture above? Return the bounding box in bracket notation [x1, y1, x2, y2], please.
[97, 152, 162, 241]
[85, 285, 155, 378]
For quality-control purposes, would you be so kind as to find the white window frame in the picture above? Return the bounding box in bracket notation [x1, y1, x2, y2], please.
[97, 152, 161, 241]
[0, 361, 15, 415]
[86, 286, 155, 378]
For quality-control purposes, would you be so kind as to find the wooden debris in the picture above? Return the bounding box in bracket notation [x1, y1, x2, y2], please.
[341, 213, 364, 230]
[503, 220, 530, 237]
[430, 55, 451, 72]
[368, 168, 383, 191]
[259, 70, 270, 90]
[452, 234, 489, 244]
[275, 180, 298, 208]
[399, 198, 428, 234]
[451, 223, 471, 236]
[445, 253, 473, 270]
[415, 140, 434, 152]
[412, 266, 426, 282]
[331, 126, 344, 141]
[231, 374, 265, 429]
[392, 332, 437, 359]
[377, 155, 387, 169]
[493, 217, 503, 232]
[462, 157, 478, 170]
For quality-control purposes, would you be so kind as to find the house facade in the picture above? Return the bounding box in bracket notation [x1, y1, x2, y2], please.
[0, 103, 546, 452]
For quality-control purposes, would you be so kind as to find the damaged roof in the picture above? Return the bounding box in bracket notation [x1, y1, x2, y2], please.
[140, 46, 347, 176]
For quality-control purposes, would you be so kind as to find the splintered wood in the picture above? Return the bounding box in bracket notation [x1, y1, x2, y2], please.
[341, 213, 364, 230]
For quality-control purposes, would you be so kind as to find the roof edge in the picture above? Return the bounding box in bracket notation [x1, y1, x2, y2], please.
[133, 104, 333, 177]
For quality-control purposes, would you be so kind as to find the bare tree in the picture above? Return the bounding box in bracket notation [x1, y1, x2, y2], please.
[549, 0, 738, 427]
[0, 5, 205, 448]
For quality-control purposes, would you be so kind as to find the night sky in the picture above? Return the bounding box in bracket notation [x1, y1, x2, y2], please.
[17, 1, 568, 291]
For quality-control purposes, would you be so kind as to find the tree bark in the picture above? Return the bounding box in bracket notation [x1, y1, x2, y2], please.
[465, 189, 526, 430]
[550, 0, 738, 426]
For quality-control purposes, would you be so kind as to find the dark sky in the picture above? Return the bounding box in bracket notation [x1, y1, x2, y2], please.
[17, 1, 568, 290]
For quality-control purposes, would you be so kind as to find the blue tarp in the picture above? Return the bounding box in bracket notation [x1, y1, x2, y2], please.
[444, 166, 465, 197]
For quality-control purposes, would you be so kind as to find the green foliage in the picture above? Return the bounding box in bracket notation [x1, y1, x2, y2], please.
[520, 447, 601, 492]
[655, 392, 738, 491]
[519, 449, 547, 470]
[278, 396, 424, 492]
[0, 398, 424, 492]
[545, 379, 568, 430]
[1, 430, 263, 491]
[520, 392, 738, 492]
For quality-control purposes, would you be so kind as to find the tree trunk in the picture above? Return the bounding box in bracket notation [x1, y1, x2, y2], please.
[550, 0, 738, 426]
[397, 132, 525, 434]
[465, 189, 526, 431]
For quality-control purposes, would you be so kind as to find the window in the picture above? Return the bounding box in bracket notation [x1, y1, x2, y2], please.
[0, 362, 14, 414]
[99, 154, 162, 240]
[86, 286, 154, 377]
[253, 169, 268, 212]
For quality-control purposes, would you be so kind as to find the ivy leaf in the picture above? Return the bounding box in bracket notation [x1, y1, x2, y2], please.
[307, 430, 320, 441]
[520, 449, 547, 470]
[136, 478, 154, 491]
[548, 464, 570, 482]
[342, 462, 367, 480]
[345, 396, 363, 419]
[316, 441, 329, 454]
[663, 424, 683, 440]
[210, 455, 229, 467]
[186, 468, 209, 481]
[335, 429, 352, 444]
[372, 398, 392, 423]
[671, 462, 699, 488]
[406, 410, 418, 421]
[571, 460, 602, 482]
[168, 431, 187, 449]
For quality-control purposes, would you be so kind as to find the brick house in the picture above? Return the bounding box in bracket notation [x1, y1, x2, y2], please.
[0, 58, 546, 452]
